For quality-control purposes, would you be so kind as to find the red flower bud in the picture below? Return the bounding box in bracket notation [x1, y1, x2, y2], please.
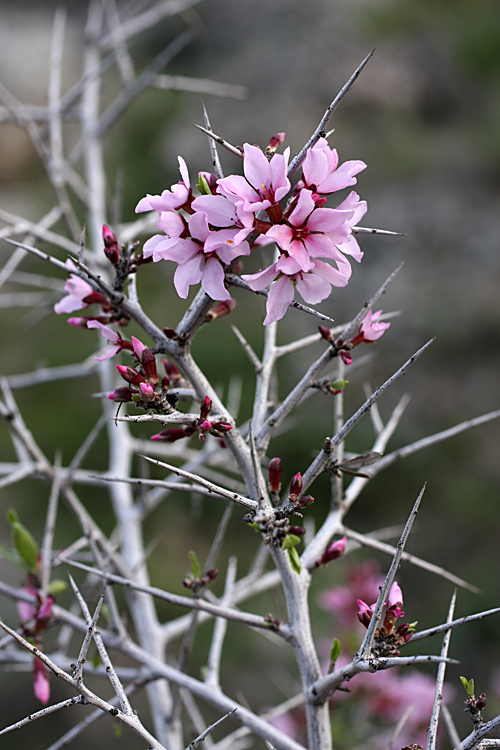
[287, 526, 306, 536]
[318, 325, 333, 343]
[108, 386, 138, 402]
[163, 359, 181, 385]
[339, 349, 352, 366]
[140, 347, 159, 385]
[102, 224, 120, 264]
[314, 536, 346, 568]
[296, 494, 314, 508]
[163, 327, 178, 340]
[289, 472, 303, 499]
[200, 396, 212, 420]
[268, 457, 282, 493]
[116, 364, 146, 387]
[206, 298, 236, 322]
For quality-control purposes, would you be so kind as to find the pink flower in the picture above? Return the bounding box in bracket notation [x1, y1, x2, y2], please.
[301, 137, 366, 195]
[314, 536, 347, 567]
[359, 309, 391, 342]
[242, 254, 351, 325]
[54, 260, 95, 314]
[33, 659, 50, 704]
[87, 320, 133, 360]
[135, 156, 191, 213]
[266, 188, 354, 270]
[17, 587, 38, 623]
[218, 143, 291, 214]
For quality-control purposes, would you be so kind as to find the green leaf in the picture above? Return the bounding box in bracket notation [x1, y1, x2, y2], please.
[197, 174, 211, 195]
[329, 637, 342, 666]
[248, 522, 260, 533]
[11, 521, 39, 572]
[460, 676, 475, 698]
[330, 379, 349, 391]
[48, 579, 67, 595]
[188, 550, 202, 579]
[282, 534, 301, 550]
[6, 509, 19, 525]
[287, 546, 302, 574]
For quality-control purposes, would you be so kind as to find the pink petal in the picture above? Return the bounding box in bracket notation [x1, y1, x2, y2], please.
[264, 275, 294, 325]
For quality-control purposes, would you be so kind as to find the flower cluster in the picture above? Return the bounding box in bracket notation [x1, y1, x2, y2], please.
[357, 582, 416, 657]
[136, 135, 367, 324]
[151, 395, 233, 444]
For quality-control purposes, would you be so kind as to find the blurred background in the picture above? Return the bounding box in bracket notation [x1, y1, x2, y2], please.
[0, 0, 499, 747]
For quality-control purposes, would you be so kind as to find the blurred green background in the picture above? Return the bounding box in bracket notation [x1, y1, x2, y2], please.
[0, 0, 500, 747]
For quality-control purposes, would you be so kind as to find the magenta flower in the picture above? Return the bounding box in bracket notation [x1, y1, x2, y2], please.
[135, 156, 191, 213]
[54, 260, 95, 314]
[87, 320, 133, 360]
[171, 212, 250, 300]
[266, 188, 356, 270]
[218, 143, 291, 214]
[33, 659, 50, 704]
[242, 254, 351, 325]
[301, 137, 366, 195]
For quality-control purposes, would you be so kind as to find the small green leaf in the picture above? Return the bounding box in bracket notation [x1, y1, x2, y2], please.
[248, 522, 260, 533]
[188, 550, 202, 579]
[329, 637, 342, 667]
[48, 579, 67, 595]
[460, 676, 475, 698]
[197, 174, 211, 195]
[11, 522, 39, 572]
[330, 379, 349, 391]
[282, 534, 301, 550]
[6, 509, 19, 525]
[287, 546, 302, 574]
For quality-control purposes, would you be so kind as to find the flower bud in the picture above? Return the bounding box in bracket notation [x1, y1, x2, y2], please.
[102, 225, 120, 265]
[200, 396, 212, 420]
[151, 428, 188, 442]
[163, 359, 182, 385]
[339, 349, 352, 366]
[357, 599, 373, 628]
[287, 526, 306, 537]
[140, 347, 159, 385]
[289, 472, 303, 500]
[268, 458, 282, 493]
[206, 298, 236, 322]
[108, 387, 137, 402]
[139, 382, 155, 401]
[314, 536, 346, 568]
[116, 364, 146, 387]
[318, 325, 333, 343]
[266, 132, 286, 155]
[296, 494, 314, 508]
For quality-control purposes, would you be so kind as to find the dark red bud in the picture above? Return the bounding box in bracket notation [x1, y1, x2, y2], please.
[206, 298, 236, 322]
[163, 359, 181, 384]
[161, 375, 170, 390]
[287, 526, 306, 536]
[318, 325, 334, 343]
[140, 348, 159, 385]
[108, 387, 138, 402]
[476, 694, 487, 710]
[210, 421, 233, 435]
[289, 472, 303, 499]
[163, 327, 178, 340]
[339, 349, 353, 366]
[204, 568, 218, 581]
[296, 494, 314, 508]
[200, 396, 212, 420]
[268, 457, 282, 493]
[102, 224, 120, 264]
[151, 428, 188, 443]
[182, 578, 193, 589]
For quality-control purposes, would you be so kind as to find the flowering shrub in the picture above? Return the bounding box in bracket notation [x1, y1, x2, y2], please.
[1, 7, 500, 750]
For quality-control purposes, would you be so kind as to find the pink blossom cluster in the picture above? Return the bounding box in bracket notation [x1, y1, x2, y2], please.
[136, 135, 367, 324]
